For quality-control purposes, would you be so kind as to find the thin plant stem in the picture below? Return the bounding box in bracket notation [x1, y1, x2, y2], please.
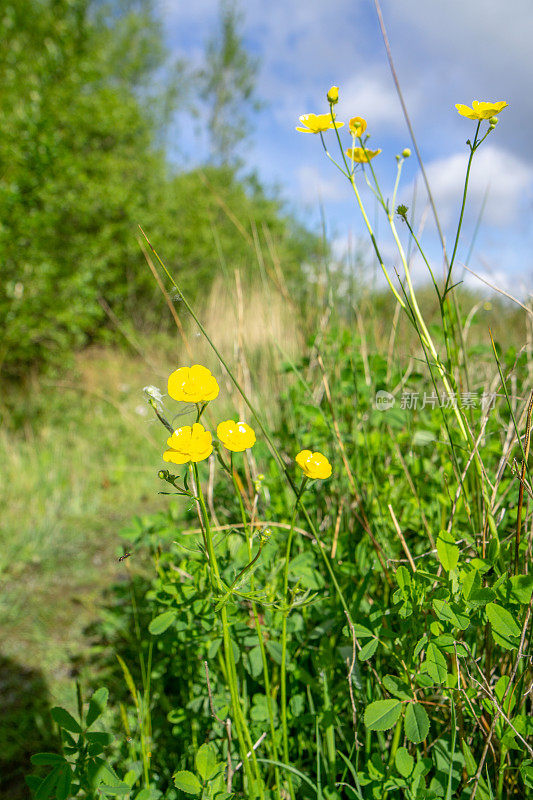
[280, 477, 307, 800]
[230, 455, 282, 800]
[192, 462, 264, 799]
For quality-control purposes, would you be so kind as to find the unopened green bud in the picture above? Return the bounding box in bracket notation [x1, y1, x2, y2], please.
[396, 204, 408, 219]
[158, 470, 166, 479]
[402, 148, 411, 158]
[489, 116, 498, 125]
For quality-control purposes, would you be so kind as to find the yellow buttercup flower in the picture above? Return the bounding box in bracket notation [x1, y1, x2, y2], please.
[349, 116, 367, 137]
[217, 420, 256, 452]
[168, 364, 219, 404]
[455, 100, 508, 120]
[346, 147, 381, 163]
[295, 450, 332, 480]
[296, 113, 344, 134]
[163, 423, 213, 464]
[327, 86, 339, 104]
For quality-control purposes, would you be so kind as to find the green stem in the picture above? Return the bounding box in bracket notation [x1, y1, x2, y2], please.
[446, 122, 481, 288]
[193, 462, 263, 799]
[280, 478, 307, 800]
[230, 459, 282, 800]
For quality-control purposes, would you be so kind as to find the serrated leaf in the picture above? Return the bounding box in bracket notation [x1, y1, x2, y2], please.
[350, 623, 374, 639]
[413, 634, 428, 660]
[404, 703, 429, 743]
[509, 574, 533, 604]
[173, 770, 202, 794]
[395, 566, 411, 599]
[195, 743, 218, 781]
[86, 687, 109, 727]
[364, 699, 402, 731]
[358, 638, 378, 661]
[436, 531, 459, 572]
[395, 746, 414, 777]
[382, 674, 411, 701]
[461, 567, 481, 600]
[432, 598, 470, 630]
[148, 609, 177, 635]
[425, 643, 447, 684]
[50, 707, 82, 734]
[486, 603, 521, 638]
[492, 629, 520, 651]
[468, 587, 495, 607]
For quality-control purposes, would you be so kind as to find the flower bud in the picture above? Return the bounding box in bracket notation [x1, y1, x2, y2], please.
[396, 204, 408, 220]
[402, 148, 411, 158]
[488, 116, 498, 125]
[327, 86, 339, 105]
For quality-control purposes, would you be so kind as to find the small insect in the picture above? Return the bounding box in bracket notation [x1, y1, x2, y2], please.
[118, 552, 132, 562]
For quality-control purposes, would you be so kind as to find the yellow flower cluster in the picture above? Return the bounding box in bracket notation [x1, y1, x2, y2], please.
[296, 87, 509, 162]
[163, 364, 256, 464]
[163, 364, 333, 478]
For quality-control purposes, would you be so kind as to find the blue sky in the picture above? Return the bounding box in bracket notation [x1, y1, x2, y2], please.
[157, 0, 533, 294]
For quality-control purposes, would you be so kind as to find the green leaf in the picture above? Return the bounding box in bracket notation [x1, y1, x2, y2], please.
[461, 567, 480, 600]
[432, 598, 470, 630]
[364, 699, 402, 731]
[55, 766, 72, 800]
[148, 609, 177, 635]
[510, 574, 533, 604]
[195, 743, 218, 781]
[425, 643, 447, 684]
[404, 703, 430, 743]
[350, 623, 374, 638]
[486, 603, 521, 638]
[468, 587, 495, 607]
[520, 759, 533, 789]
[35, 768, 61, 800]
[99, 785, 132, 796]
[436, 531, 459, 572]
[382, 674, 411, 701]
[413, 634, 428, 660]
[86, 731, 113, 745]
[395, 746, 414, 777]
[461, 740, 477, 777]
[358, 638, 378, 661]
[50, 707, 82, 734]
[86, 686, 109, 727]
[395, 566, 411, 599]
[173, 770, 202, 794]
[30, 753, 66, 766]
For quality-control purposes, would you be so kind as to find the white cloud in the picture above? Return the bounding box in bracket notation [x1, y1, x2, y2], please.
[336, 70, 417, 128]
[406, 145, 533, 229]
[296, 165, 350, 203]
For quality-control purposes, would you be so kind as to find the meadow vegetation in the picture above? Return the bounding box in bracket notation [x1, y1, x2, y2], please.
[1, 3, 532, 800]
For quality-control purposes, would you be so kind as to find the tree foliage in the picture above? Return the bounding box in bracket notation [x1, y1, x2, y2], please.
[0, 0, 315, 379]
